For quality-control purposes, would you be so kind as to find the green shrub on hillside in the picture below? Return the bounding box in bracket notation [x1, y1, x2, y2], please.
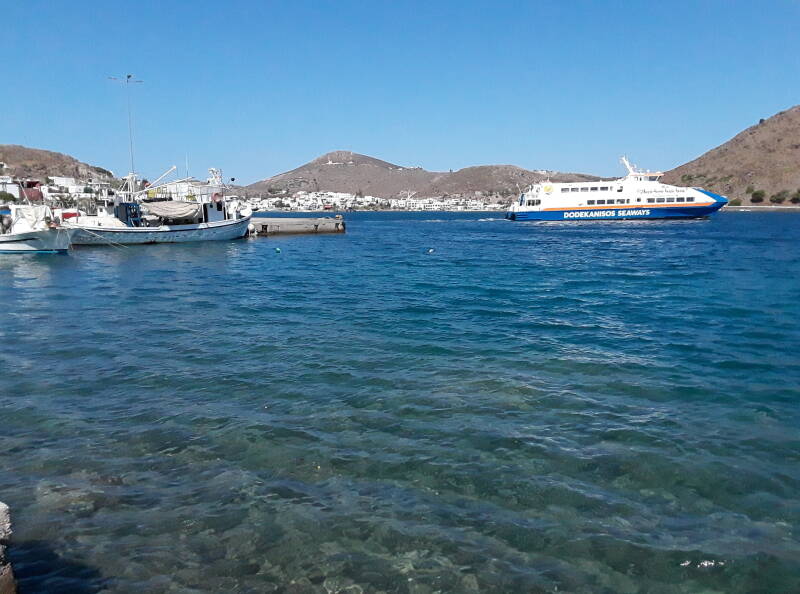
[751, 190, 765, 203]
[770, 190, 789, 204]
[791, 190, 800, 204]
[0, 191, 16, 203]
[728, 199, 742, 206]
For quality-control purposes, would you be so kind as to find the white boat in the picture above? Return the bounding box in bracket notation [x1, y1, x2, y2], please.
[0, 204, 73, 254]
[64, 169, 252, 246]
[506, 157, 728, 221]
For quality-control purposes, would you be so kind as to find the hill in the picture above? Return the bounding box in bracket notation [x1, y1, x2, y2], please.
[0, 145, 115, 182]
[247, 150, 600, 200]
[663, 106, 800, 205]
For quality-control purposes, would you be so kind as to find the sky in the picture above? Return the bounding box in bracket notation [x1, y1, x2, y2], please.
[3, 0, 799, 184]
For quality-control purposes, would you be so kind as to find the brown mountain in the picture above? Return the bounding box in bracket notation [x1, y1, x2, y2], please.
[0, 144, 115, 182]
[663, 106, 800, 205]
[247, 150, 600, 199]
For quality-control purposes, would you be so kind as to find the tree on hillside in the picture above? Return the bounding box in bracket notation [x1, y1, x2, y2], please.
[0, 191, 16, 203]
[770, 190, 788, 204]
[751, 190, 765, 203]
[791, 189, 800, 204]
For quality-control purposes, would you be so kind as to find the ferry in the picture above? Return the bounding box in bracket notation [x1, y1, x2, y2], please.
[506, 157, 727, 221]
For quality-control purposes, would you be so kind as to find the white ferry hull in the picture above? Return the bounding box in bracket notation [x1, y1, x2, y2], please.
[0, 229, 73, 253]
[69, 216, 250, 245]
[507, 172, 729, 221]
[507, 201, 725, 221]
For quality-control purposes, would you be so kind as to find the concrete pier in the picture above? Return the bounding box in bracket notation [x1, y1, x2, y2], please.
[249, 216, 345, 236]
[0, 502, 15, 594]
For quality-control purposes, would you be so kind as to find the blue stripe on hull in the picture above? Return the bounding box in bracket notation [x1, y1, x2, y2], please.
[506, 204, 724, 221]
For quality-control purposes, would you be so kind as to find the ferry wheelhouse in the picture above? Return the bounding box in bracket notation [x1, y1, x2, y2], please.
[506, 157, 727, 221]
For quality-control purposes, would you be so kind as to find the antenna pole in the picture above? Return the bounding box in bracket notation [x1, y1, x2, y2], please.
[126, 76, 135, 175]
[109, 74, 143, 179]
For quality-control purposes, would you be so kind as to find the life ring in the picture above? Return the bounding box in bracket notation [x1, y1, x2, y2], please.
[211, 192, 222, 203]
[543, 185, 553, 193]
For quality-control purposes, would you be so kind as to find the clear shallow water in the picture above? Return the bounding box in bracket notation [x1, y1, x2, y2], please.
[1, 211, 799, 593]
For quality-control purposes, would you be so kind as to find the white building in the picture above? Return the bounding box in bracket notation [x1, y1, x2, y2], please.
[50, 176, 78, 187]
[0, 176, 20, 200]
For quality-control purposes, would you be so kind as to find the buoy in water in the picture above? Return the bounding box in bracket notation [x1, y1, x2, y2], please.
[275, 247, 281, 253]
[427, 248, 435, 254]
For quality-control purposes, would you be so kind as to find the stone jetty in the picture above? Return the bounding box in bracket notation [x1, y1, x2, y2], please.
[249, 215, 345, 236]
[0, 502, 15, 594]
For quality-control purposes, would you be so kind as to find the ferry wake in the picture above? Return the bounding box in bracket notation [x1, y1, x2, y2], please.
[506, 157, 728, 221]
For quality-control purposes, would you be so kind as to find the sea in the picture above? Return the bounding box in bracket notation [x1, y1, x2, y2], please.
[1, 211, 798, 593]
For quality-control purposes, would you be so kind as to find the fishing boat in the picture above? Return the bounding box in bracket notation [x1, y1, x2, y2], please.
[64, 168, 252, 245]
[506, 157, 728, 221]
[63, 74, 251, 246]
[0, 204, 73, 253]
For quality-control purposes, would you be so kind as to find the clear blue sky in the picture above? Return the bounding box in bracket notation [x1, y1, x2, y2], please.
[3, 0, 798, 184]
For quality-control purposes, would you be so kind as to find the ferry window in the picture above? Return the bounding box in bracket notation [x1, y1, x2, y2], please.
[600, 186, 608, 191]
[590, 187, 598, 191]
[570, 188, 579, 192]
[626, 199, 631, 204]
[656, 197, 666, 203]
[617, 186, 623, 192]
[536, 199, 541, 205]
[587, 200, 595, 205]
[580, 187, 589, 192]
[647, 198, 655, 203]
[617, 199, 626, 204]
[686, 197, 695, 202]
[596, 199, 605, 205]
[561, 188, 569, 193]
[648, 176, 658, 181]
[676, 197, 685, 202]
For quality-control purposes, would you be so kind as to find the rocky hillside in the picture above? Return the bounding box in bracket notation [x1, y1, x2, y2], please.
[248, 150, 600, 200]
[0, 145, 115, 182]
[663, 106, 800, 205]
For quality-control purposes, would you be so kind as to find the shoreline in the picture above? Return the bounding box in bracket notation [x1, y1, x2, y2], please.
[724, 205, 800, 211]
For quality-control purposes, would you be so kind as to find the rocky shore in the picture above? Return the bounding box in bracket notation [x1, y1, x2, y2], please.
[0, 503, 15, 594]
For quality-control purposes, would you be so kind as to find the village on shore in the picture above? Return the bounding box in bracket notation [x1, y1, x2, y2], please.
[0, 165, 507, 213]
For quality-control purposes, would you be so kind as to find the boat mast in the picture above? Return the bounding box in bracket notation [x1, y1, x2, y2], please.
[109, 74, 143, 193]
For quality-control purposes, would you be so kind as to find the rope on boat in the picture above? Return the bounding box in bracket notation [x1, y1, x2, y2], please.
[73, 227, 130, 249]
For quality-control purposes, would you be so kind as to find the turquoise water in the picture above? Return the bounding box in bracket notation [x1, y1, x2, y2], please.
[1, 211, 799, 593]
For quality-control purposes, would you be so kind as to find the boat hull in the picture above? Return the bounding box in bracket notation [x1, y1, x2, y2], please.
[0, 228, 72, 253]
[506, 202, 725, 221]
[68, 216, 250, 245]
